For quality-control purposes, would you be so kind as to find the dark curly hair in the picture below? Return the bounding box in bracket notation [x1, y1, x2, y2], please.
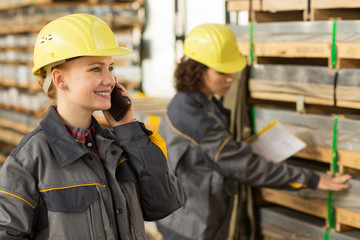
[174, 57, 208, 92]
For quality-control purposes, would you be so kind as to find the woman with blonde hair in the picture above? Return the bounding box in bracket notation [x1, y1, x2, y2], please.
[0, 13, 184, 239]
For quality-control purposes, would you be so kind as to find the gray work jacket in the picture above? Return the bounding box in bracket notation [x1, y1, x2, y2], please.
[157, 92, 319, 240]
[0, 107, 184, 239]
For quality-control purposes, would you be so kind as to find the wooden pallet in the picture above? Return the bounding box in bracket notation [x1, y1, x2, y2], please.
[227, 0, 309, 22]
[250, 92, 334, 106]
[228, 0, 360, 22]
[295, 146, 360, 174]
[261, 188, 360, 232]
[311, 0, 360, 21]
[238, 41, 360, 68]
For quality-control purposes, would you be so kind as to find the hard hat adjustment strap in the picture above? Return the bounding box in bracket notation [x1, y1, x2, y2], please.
[42, 61, 65, 94]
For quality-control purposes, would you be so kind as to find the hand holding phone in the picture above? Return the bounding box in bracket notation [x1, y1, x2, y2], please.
[108, 87, 131, 121]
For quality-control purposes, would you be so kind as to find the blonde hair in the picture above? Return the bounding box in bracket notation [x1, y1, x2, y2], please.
[37, 72, 57, 118]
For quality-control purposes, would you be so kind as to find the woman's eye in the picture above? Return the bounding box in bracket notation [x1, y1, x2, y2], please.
[91, 67, 101, 72]
[109, 66, 114, 72]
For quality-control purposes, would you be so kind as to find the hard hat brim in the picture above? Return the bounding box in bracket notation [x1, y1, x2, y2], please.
[208, 53, 247, 74]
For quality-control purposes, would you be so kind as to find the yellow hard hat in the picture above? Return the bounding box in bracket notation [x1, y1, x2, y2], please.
[183, 23, 246, 74]
[32, 13, 131, 77]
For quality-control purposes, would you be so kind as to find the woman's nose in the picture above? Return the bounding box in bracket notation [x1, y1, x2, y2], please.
[226, 73, 234, 83]
[104, 71, 115, 85]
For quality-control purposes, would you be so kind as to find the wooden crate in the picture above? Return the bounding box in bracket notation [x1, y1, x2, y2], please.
[261, 188, 360, 232]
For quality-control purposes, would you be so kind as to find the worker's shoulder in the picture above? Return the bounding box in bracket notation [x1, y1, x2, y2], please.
[166, 92, 215, 143]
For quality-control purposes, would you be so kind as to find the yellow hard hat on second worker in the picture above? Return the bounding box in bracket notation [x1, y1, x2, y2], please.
[32, 13, 131, 77]
[183, 23, 246, 74]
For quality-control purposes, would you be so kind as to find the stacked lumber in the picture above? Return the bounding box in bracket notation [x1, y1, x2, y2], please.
[227, 0, 360, 22]
[230, 20, 360, 69]
[260, 206, 360, 239]
[227, 4, 360, 237]
[249, 64, 336, 106]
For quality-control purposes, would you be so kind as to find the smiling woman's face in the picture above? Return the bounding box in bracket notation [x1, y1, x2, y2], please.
[200, 68, 235, 99]
[56, 56, 116, 115]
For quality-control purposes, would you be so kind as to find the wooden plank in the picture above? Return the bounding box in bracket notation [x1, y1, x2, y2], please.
[255, 42, 330, 58]
[238, 42, 330, 58]
[294, 146, 332, 164]
[337, 208, 360, 230]
[338, 42, 360, 59]
[249, 80, 334, 101]
[337, 100, 360, 110]
[250, 91, 334, 106]
[261, 188, 360, 232]
[240, 42, 360, 59]
[227, 0, 261, 12]
[295, 145, 360, 172]
[239, 42, 360, 67]
[312, 0, 360, 9]
[262, 0, 308, 11]
[260, 188, 327, 219]
[336, 86, 360, 107]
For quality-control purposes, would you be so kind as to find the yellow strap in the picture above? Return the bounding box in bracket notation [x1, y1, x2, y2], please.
[149, 130, 168, 160]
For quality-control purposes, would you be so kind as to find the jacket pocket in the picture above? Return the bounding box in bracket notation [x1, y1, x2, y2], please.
[40, 185, 107, 240]
[41, 185, 98, 212]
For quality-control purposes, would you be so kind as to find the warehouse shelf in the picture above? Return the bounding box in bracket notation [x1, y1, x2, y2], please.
[227, 0, 360, 22]
[0, 0, 140, 11]
[230, 21, 360, 68]
[261, 187, 360, 232]
[227, 6, 360, 236]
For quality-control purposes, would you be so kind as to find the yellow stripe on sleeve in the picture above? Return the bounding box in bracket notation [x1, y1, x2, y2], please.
[214, 136, 231, 163]
[166, 114, 200, 146]
[0, 190, 35, 209]
[288, 182, 307, 189]
[117, 158, 128, 167]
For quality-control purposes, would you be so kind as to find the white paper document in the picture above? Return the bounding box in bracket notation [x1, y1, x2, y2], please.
[247, 121, 306, 163]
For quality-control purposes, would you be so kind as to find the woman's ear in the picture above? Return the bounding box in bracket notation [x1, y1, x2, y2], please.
[52, 68, 68, 90]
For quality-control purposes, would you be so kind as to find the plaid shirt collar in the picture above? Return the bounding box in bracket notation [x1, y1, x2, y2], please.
[65, 121, 98, 156]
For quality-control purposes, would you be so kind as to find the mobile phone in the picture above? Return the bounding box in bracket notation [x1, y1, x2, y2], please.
[108, 87, 131, 121]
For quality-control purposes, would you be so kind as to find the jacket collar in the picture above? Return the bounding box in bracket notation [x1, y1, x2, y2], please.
[39, 107, 104, 168]
[187, 92, 231, 127]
